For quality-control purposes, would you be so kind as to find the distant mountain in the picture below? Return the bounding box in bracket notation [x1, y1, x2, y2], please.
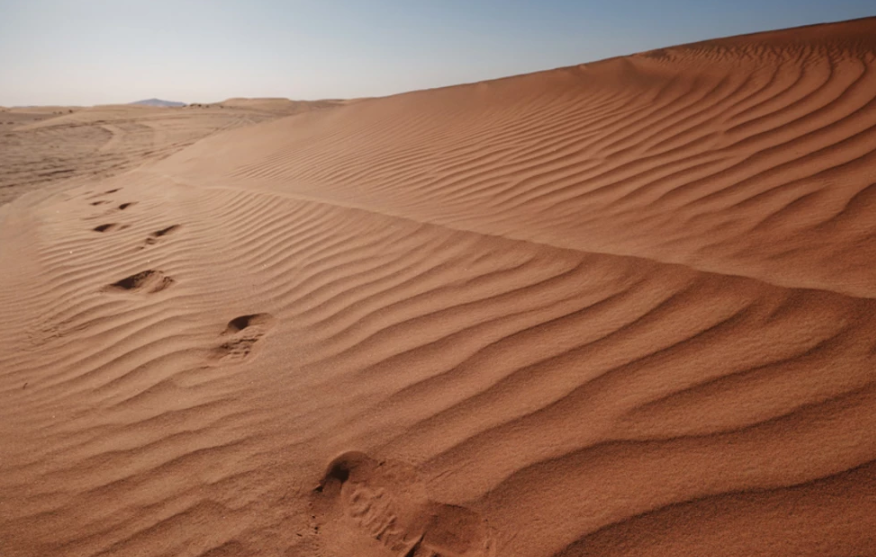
[130, 98, 185, 108]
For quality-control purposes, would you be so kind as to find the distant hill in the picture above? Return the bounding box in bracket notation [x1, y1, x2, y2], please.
[219, 97, 346, 115]
[130, 98, 185, 108]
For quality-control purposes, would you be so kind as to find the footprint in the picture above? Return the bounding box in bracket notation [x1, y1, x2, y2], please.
[104, 270, 174, 294]
[93, 223, 128, 233]
[118, 202, 137, 210]
[144, 224, 181, 246]
[90, 200, 109, 206]
[312, 452, 494, 557]
[104, 188, 120, 194]
[212, 313, 276, 363]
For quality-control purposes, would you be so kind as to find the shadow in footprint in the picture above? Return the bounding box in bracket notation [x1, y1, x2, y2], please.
[144, 224, 181, 246]
[104, 270, 174, 294]
[212, 313, 276, 363]
[119, 202, 137, 210]
[312, 452, 495, 557]
[93, 223, 129, 233]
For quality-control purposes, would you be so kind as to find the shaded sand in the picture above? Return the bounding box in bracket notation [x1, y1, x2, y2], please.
[2, 17, 876, 557]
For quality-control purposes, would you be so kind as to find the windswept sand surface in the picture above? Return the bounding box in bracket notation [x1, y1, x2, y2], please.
[2, 18, 876, 557]
[0, 100, 341, 206]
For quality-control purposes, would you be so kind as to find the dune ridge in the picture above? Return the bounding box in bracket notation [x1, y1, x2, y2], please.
[1, 17, 876, 557]
[159, 16, 876, 298]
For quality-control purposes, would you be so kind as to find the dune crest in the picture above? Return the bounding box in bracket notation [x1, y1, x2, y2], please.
[1, 17, 876, 557]
[160, 16, 876, 298]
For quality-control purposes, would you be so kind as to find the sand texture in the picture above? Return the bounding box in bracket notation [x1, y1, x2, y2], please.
[0, 100, 339, 206]
[2, 17, 876, 557]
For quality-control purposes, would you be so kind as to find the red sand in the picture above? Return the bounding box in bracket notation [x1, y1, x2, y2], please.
[1, 17, 875, 557]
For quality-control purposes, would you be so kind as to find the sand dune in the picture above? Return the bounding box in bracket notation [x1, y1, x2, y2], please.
[2, 17, 876, 557]
[218, 97, 347, 114]
[0, 101, 328, 206]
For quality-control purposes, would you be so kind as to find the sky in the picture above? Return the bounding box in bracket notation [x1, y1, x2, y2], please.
[0, 0, 874, 106]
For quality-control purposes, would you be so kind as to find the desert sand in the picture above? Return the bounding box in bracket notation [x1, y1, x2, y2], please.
[2, 17, 876, 557]
[0, 100, 344, 206]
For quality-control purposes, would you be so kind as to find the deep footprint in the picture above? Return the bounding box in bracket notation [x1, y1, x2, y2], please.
[212, 313, 276, 363]
[104, 270, 174, 293]
[312, 452, 495, 557]
[118, 202, 137, 210]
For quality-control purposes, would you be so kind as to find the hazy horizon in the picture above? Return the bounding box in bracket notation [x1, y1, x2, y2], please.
[1, 0, 874, 107]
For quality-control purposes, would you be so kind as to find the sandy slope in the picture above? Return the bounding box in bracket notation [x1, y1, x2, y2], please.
[2, 17, 876, 557]
[0, 101, 334, 206]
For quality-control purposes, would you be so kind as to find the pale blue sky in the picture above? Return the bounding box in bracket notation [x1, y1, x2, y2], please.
[0, 0, 873, 106]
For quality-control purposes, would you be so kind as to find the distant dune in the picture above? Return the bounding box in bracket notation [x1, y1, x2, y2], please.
[218, 97, 348, 114]
[131, 98, 186, 107]
[1, 17, 876, 557]
[0, 100, 322, 205]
